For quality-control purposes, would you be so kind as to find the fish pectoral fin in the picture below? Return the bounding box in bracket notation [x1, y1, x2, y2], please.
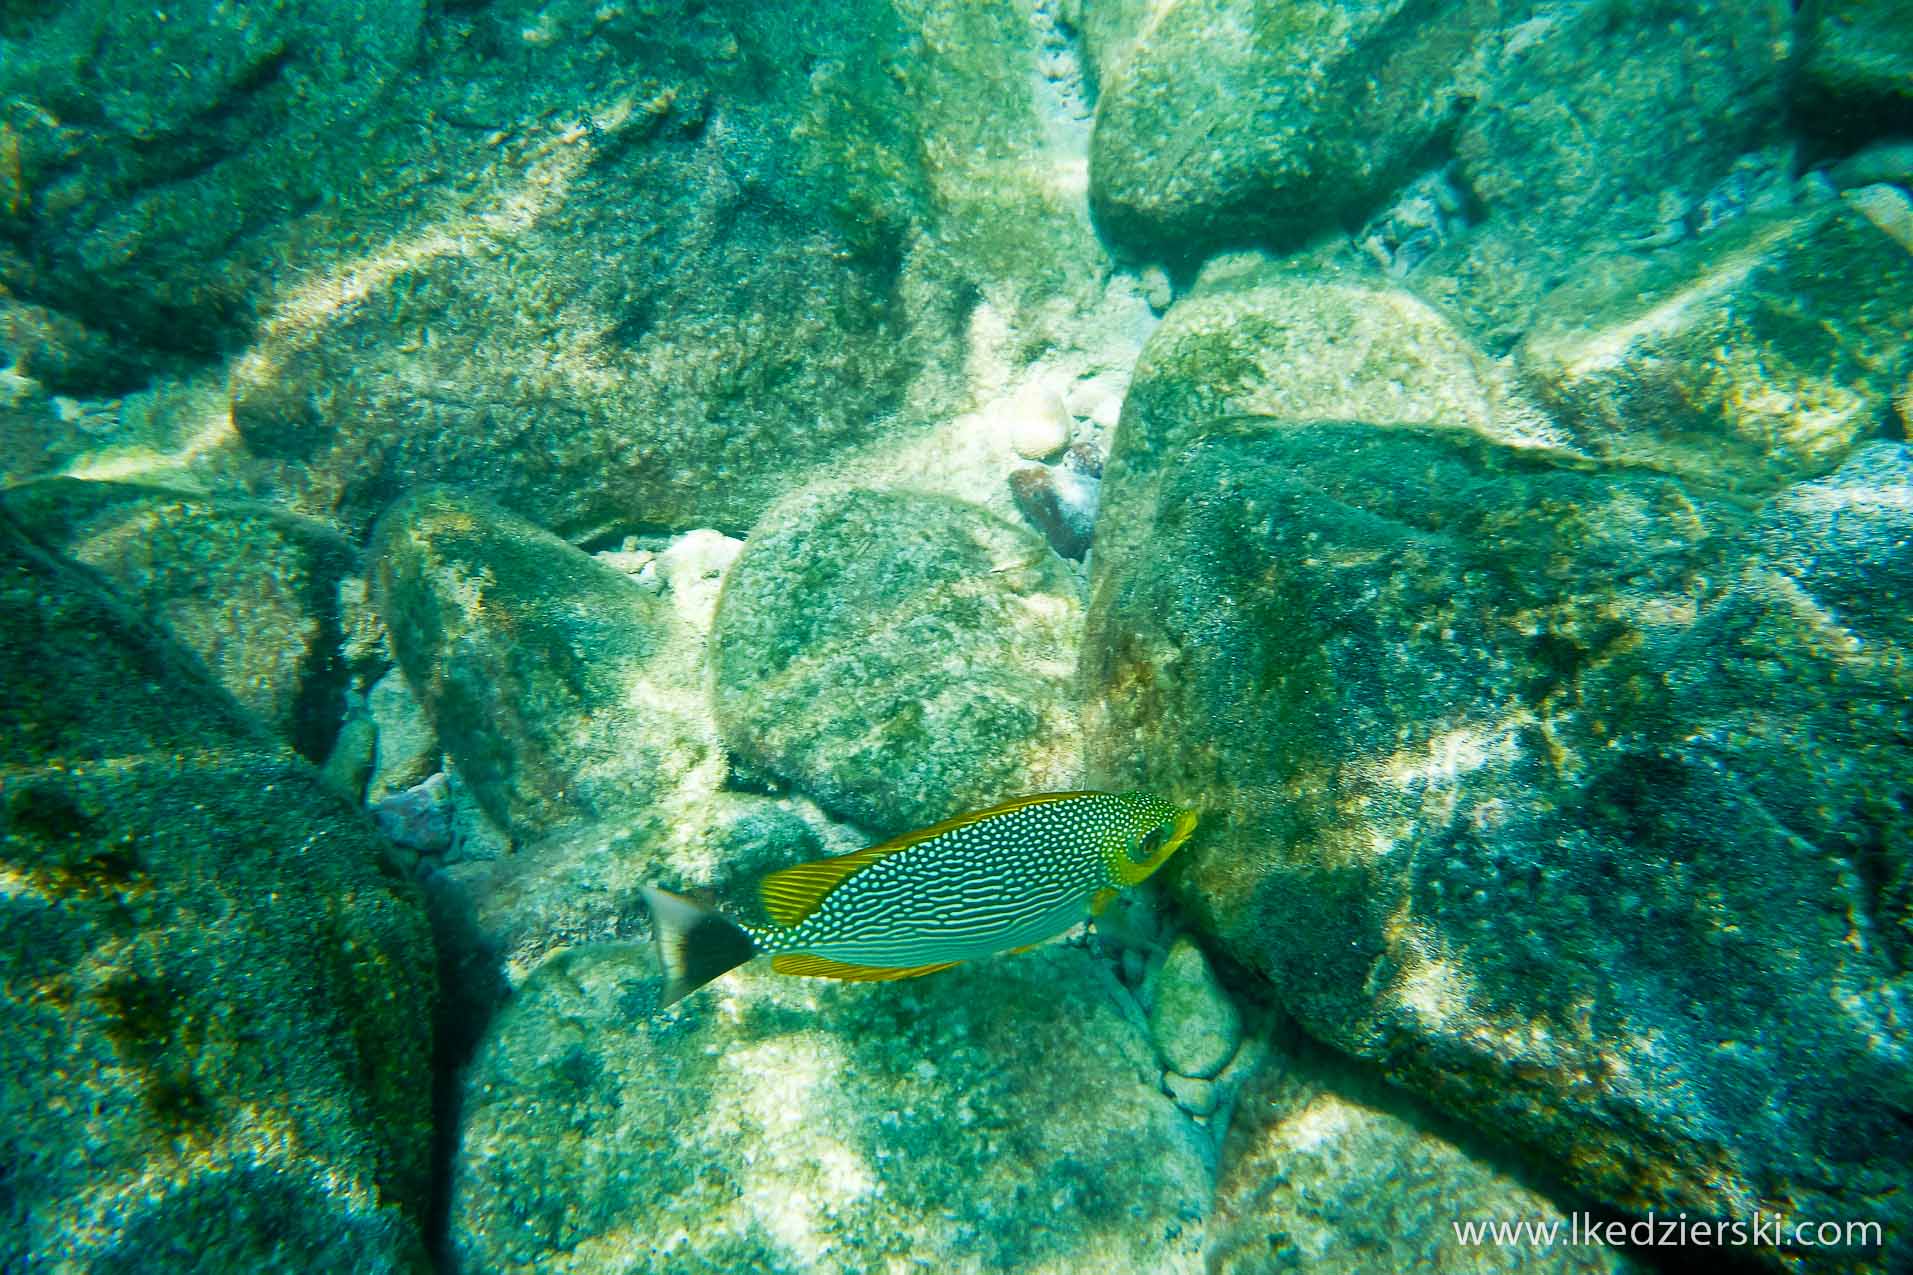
[772, 953, 961, 982]
[1089, 888, 1118, 917]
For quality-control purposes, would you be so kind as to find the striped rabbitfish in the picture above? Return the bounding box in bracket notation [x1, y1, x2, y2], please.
[641, 790, 1198, 1006]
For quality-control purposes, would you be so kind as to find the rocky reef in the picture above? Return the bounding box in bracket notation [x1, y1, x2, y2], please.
[3, 0, 1910, 1272]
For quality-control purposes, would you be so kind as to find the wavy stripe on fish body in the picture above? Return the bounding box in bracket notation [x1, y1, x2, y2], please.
[746, 792, 1173, 967]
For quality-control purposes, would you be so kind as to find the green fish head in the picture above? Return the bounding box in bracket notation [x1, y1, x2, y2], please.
[1109, 791, 1200, 886]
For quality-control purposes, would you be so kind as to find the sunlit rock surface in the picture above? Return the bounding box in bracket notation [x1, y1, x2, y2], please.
[450, 944, 1210, 1275]
[712, 485, 1083, 836]
[371, 487, 712, 844]
[1089, 0, 1499, 265]
[1518, 196, 1913, 494]
[1085, 422, 1913, 1262]
[1209, 1033, 1641, 1275]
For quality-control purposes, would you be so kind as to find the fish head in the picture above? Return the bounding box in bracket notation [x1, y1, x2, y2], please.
[1108, 792, 1200, 885]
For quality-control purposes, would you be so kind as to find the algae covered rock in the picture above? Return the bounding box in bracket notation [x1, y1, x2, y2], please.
[371, 487, 716, 845]
[1210, 1037, 1636, 1275]
[1, 476, 358, 758]
[712, 486, 1083, 836]
[1415, 0, 1796, 348]
[0, 510, 435, 1271]
[449, 943, 1210, 1274]
[1148, 936, 1241, 1080]
[1085, 424, 1913, 1261]
[1088, 0, 1498, 263]
[1797, 0, 1913, 121]
[1518, 196, 1913, 493]
[0, 0, 426, 350]
[1095, 266, 1511, 585]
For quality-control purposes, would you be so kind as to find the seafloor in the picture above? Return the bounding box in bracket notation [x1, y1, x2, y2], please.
[2, 1, 1910, 1272]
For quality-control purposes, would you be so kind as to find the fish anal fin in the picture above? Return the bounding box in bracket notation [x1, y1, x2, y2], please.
[772, 953, 961, 982]
[759, 790, 1101, 926]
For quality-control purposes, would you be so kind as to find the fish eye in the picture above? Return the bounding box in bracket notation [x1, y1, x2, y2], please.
[1131, 826, 1167, 861]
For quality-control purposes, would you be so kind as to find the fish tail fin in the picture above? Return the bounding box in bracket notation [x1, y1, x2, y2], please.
[640, 885, 758, 1007]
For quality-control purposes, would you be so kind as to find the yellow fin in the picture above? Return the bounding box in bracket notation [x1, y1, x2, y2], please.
[1089, 888, 1118, 916]
[758, 790, 1102, 926]
[1004, 941, 1046, 955]
[772, 953, 961, 981]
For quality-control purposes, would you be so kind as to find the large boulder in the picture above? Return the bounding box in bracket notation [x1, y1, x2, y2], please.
[370, 487, 714, 845]
[1210, 1035, 1638, 1274]
[1, 0, 1126, 538]
[711, 485, 1084, 836]
[1084, 421, 1913, 1264]
[1517, 194, 1913, 494]
[449, 943, 1212, 1274]
[1088, 0, 1498, 264]
[1093, 263, 1521, 590]
[0, 510, 435, 1271]
[1795, 0, 1913, 127]
[2, 476, 359, 757]
[1418, 0, 1796, 349]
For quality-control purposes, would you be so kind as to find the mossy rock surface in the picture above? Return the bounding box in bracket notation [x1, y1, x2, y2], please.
[712, 485, 1083, 836]
[1518, 197, 1913, 494]
[1210, 1033, 1640, 1275]
[0, 510, 435, 1272]
[1088, 0, 1498, 263]
[1796, 0, 1913, 123]
[1084, 425, 1913, 1262]
[1093, 268, 1510, 593]
[1414, 0, 1796, 349]
[370, 487, 711, 844]
[2, 476, 358, 758]
[449, 943, 1210, 1274]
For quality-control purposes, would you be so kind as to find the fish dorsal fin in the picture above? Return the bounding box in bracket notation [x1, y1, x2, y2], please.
[758, 791, 1101, 927]
[771, 953, 960, 981]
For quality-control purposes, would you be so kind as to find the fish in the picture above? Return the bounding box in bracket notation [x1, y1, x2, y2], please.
[642, 789, 1198, 1006]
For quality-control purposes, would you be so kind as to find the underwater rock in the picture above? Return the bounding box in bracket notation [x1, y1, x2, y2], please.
[372, 772, 455, 857]
[318, 704, 378, 802]
[1094, 266, 1512, 592]
[1519, 196, 1913, 493]
[655, 527, 745, 630]
[1088, 0, 1499, 264]
[0, 509, 435, 1271]
[0, 0, 425, 350]
[1163, 1072, 1217, 1118]
[5, 0, 1122, 540]
[992, 380, 1073, 461]
[1210, 1036, 1637, 1275]
[1085, 421, 1913, 1264]
[1413, 0, 1796, 349]
[370, 487, 715, 845]
[449, 943, 1210, 1274]
[1148, 937, 1241, 1080]
[1796, 0, 1913, 124]
[711, 485, 1083, 836]
[365, 666, 439, 803]
[0, 476, 359, 759]
[1008, 443, 1102, 561]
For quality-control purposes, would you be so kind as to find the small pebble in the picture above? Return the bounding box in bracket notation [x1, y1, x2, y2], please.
[1164, 1072, 1218, 1117]
[1147, 936, 1242, 1079]
[372, 771, 455, 855]
[1002, 382, 1072, 460]
[1140, 265, 1174, 313]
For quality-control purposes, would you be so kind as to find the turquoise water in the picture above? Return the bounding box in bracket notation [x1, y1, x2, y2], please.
[2, 1, 1910, 1271]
